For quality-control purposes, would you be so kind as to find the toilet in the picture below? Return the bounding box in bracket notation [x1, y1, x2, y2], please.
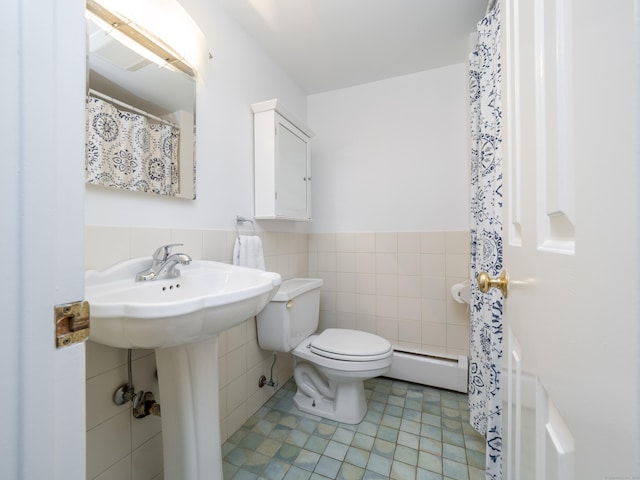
[256, 278, 393, 424]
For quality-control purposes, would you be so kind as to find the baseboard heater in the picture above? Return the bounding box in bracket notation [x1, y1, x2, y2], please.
[386, 349, 468, 393]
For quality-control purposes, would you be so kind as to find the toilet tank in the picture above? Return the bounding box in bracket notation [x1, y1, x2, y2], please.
[256, 278, 323, 352]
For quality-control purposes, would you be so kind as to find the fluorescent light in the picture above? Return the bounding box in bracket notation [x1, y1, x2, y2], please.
[86, 0, 209, 80]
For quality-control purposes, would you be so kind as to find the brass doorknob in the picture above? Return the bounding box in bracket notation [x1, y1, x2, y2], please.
[477, 269, 509, 298]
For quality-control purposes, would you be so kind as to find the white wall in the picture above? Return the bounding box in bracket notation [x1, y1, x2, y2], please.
[308, 231, 472, 357]
[85, 0, 309, 233]
[85, 226, 305, 480]
[305, 64, 472, 358]
[84, 2, 315, 478]
[307, 63, 469, 233]
[83, 3, 476, 478]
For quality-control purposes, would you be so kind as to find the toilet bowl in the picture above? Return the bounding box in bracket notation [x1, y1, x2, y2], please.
[256, 278, 393, 424]
[292, 329, 392, 423]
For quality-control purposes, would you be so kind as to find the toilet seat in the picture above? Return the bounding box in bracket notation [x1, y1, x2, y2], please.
[309, 328, 392, 362]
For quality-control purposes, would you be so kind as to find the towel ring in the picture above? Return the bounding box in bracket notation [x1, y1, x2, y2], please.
[235, 216, 256, 241]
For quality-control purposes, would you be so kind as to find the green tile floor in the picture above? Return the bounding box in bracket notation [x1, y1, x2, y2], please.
[222, 377, 486, 480]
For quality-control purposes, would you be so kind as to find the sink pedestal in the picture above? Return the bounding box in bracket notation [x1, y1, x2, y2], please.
[85, 257, 282, 478]
[155, 335, 222, 480]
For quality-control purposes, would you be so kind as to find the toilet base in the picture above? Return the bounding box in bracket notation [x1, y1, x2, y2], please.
[293, 379, 368, 424]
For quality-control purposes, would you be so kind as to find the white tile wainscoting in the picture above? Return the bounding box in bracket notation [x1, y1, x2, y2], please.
[84, 226, 307, 480]
[308, 231, 471, 358]
[84, 226, 469, 479]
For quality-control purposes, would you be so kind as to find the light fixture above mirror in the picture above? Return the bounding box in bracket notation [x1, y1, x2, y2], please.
[86, 0, 209, 81]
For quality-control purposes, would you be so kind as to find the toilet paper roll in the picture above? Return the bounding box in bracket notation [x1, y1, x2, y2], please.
[451, 281, 471, 304]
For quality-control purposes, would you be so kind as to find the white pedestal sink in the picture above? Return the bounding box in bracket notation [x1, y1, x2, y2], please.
[86, 258, 281, 480]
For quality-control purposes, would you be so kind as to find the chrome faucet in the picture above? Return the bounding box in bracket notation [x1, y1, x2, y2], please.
[136, 243, 192, 281]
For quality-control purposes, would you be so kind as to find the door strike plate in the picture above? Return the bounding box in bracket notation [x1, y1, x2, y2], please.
[55, 300, 90, 348]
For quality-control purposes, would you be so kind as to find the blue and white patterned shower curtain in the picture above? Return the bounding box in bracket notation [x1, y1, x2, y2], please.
[468, 2, 503, 479]
[85, 96, 180, 196]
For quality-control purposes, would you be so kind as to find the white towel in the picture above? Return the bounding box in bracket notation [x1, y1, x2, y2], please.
[233, 235, 265, 270]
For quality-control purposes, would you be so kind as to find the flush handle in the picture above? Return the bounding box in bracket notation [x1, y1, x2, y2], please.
[477, 269, 509, 298]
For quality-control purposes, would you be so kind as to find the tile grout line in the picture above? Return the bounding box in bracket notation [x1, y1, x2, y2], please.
[222, 377, 486, 480]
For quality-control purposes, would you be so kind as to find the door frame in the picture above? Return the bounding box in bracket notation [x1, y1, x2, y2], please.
[1, 0, 87, 478]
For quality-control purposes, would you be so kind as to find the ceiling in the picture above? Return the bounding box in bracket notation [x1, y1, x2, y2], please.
[215, 0, 488, 94]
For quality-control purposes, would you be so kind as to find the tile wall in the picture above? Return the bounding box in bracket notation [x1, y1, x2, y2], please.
[308, 231, 471, 357]
[84, 225, 308, 480]
[84, 227, 470, 479]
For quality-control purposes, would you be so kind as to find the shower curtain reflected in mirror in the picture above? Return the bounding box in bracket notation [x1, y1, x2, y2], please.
[468, 2, 504, 479]
[85, 95, 180, 196]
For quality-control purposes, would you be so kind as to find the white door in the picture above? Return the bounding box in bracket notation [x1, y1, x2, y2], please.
[501, 0, 638, 479]
[275, 117, 311, 220]
[1, 0, 87, 478]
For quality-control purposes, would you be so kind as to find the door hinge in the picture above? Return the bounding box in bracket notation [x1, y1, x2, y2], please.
[55, 300, 90, 348]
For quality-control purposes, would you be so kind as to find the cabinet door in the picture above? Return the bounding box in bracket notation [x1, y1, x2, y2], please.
[275, 117, 310, 219]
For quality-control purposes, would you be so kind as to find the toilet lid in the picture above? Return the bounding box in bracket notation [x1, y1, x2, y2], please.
[310, 329, 392, 362]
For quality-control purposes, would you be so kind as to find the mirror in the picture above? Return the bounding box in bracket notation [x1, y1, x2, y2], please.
[86, 16, 197, 199]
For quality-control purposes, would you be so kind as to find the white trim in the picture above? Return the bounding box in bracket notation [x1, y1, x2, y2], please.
[386, 351, 468, 393]
[1, 0, 86, 478]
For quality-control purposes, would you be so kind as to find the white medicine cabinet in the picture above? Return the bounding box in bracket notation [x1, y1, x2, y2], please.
[252, 99, 314, 221]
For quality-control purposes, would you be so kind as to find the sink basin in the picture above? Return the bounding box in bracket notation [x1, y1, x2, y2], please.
[86, 256, 282, 479]
[86, 257, 282, 349]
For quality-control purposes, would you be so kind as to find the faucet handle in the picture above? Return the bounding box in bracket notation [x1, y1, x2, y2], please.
[152, 243, 183, 261]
